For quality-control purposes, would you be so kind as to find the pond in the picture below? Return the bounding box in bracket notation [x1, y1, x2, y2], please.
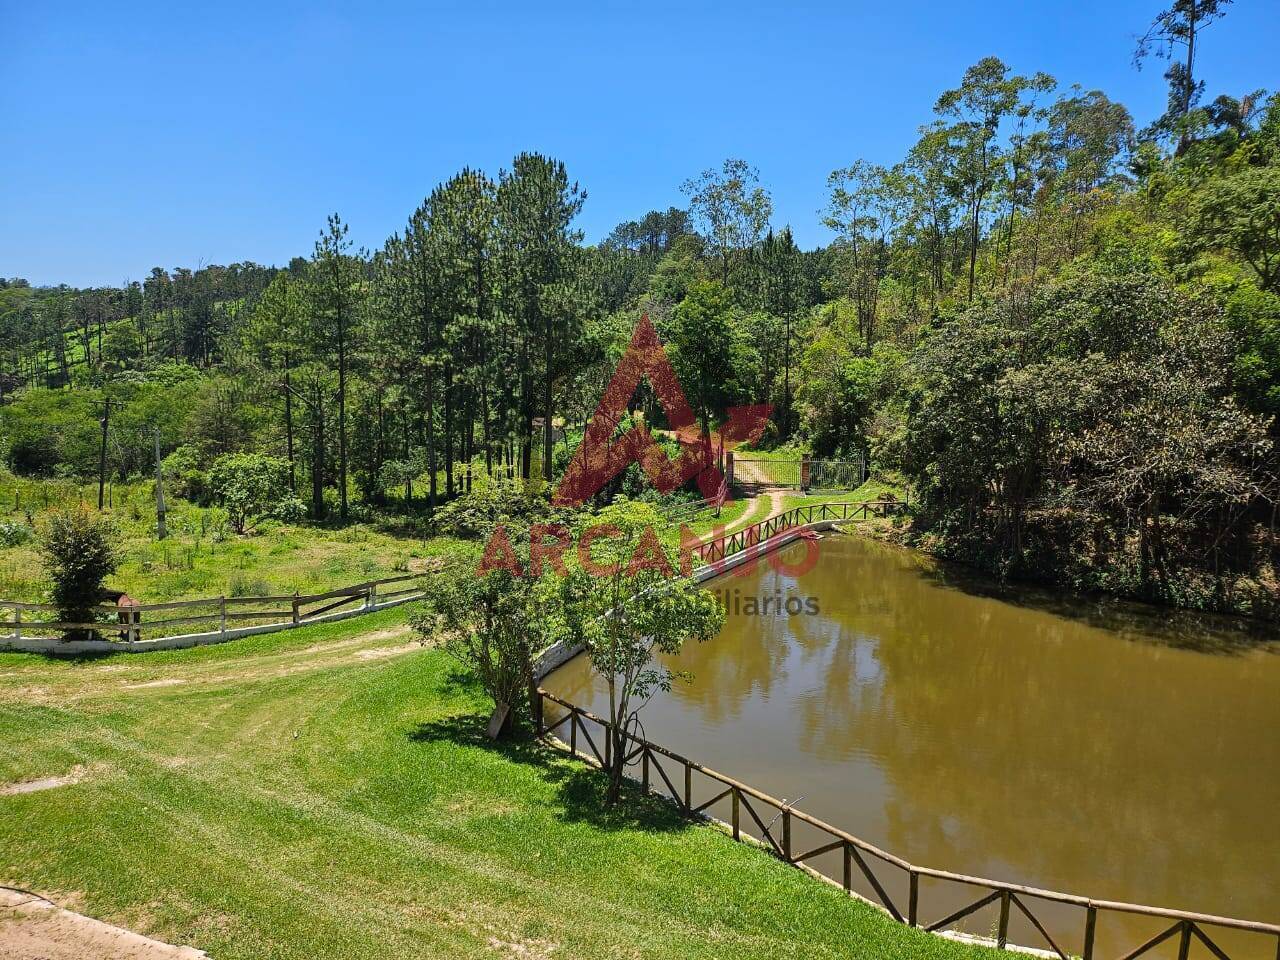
[542, 532, 1280, 958]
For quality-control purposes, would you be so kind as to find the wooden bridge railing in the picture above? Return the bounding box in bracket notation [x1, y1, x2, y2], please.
[535, 689, 1280, 960]
[692, 498, 908, 565]
[2, 574, 423, 645]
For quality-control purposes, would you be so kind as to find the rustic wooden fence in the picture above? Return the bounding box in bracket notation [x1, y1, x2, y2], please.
[692, 499, 908, 565]
[2, 574, 423, 646]
[658, 475, 731, 524]
[536, 689, 1280, 960]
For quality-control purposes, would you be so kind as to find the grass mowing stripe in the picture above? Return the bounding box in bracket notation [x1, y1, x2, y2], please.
[2, 612, 998, 959]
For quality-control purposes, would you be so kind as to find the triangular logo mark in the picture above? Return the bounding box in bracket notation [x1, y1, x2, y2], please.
[554, 314, 770, 506]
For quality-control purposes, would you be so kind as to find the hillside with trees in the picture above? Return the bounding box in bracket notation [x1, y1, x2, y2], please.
[1, 0, 1276, 618]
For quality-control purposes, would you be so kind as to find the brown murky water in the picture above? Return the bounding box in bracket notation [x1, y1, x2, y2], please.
[543, 533, 1280, 957]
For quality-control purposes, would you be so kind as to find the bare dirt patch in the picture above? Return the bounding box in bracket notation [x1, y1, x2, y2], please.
[5, 685, 53, 705]
[486, 934, 559, 959]
[347, 625, 413, 645]
[353, 642, 420, 661]
[0, 765, 90, 797]
[0, 887, 207, 959]
[123, 678, 187, 690]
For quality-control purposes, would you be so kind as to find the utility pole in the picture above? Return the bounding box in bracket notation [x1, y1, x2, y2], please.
[153, 426, 167, 540]
[97, 398, 114, 509]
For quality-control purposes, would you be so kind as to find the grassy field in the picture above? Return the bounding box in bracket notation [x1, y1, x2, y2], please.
[0, 473, 454, 605]
[0, 469, 769, 609]
[0, 608, 995, 960]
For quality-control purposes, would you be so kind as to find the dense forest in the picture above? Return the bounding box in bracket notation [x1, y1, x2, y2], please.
[2, 0, 1276, 617]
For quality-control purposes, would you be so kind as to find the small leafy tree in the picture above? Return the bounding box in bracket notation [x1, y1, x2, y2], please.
[412, 545, 549, 738]
[431, 478, 568, 541]
[552, 504, 724, 805]
[208, 453, 300, 534]
[38, 509, 121, 641]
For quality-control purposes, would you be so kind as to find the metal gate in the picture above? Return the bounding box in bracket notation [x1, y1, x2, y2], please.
[808, 458, 866, 491]
[729, 455, 865, 491]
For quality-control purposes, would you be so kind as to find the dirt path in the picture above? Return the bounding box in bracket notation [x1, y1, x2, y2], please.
[0, 888, 208, 959]
[2, 622, 420, 709]
[761, 489, 788, 521]
[722, 489, 788, 534]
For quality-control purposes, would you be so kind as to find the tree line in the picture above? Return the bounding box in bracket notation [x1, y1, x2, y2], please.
[1, 0, 1277, 616]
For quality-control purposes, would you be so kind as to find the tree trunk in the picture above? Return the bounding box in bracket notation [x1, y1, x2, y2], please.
[967, 191, 981, 302]
[605, 678, 625, 806]
[465, 388, 475, 493]
[311, 391, 326, 521]
[426, 369, 438, 514]
[444, 362, 454, 498]
[403, 410, 413, 508]
[481, 379, 493, 477]
[1176, 0, 1198, 155]
[783, 314, 792, 438]
[283, 363, 296, 494]
[543, 314, 554, 482]
[337, 311, 349, 521]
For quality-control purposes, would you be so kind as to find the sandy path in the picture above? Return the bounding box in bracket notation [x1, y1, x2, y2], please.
[0, 888, 207, 959]
[2, 623, 419, 708]
[720, 489, 789, 534]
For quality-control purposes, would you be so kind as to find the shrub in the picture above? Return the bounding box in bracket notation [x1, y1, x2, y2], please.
[37, 509, 122, 640]
[208, 453, 297, 534]
[227, 573, 272, 598]
[0, 519, 32, 547]
[432, 479, 574, 540]
[161, 444, 210, 503]
[0, 389, 99, 476]
[411, 543, 550, 737]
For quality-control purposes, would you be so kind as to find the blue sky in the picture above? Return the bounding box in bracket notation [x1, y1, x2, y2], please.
[2, 0, 1276, 287]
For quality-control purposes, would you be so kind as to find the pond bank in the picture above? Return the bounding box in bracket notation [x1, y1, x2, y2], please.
[543, 533, 1280, 958]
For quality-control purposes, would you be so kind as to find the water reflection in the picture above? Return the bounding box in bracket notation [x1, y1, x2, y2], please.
[543, 534, 1280, 954]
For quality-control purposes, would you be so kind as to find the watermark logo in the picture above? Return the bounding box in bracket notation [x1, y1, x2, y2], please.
[479, 314, 820, 583]
[711, 586, 821, 617]
[555, 313, 770, 506]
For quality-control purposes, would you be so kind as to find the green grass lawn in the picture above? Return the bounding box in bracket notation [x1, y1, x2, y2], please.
[682, 495, 752, 535]
[0, 608, 995, 960]
[776, 477, 909, 515]
[730, 444, 811, 462]
[0, 473, 469, 605]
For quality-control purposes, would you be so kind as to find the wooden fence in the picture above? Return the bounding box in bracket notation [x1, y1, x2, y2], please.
[1, 574, 423, 646]
[658, 475, 731, 524]
[536, 689, 1280, 960]
[692, 499, 908, 565]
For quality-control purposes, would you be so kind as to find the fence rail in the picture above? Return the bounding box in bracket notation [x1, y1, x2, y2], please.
[658, 474, 731, 523]
[1, 574, 423, 646]
[535, 689, 1280, 960]
[692, 499, 908, 565]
